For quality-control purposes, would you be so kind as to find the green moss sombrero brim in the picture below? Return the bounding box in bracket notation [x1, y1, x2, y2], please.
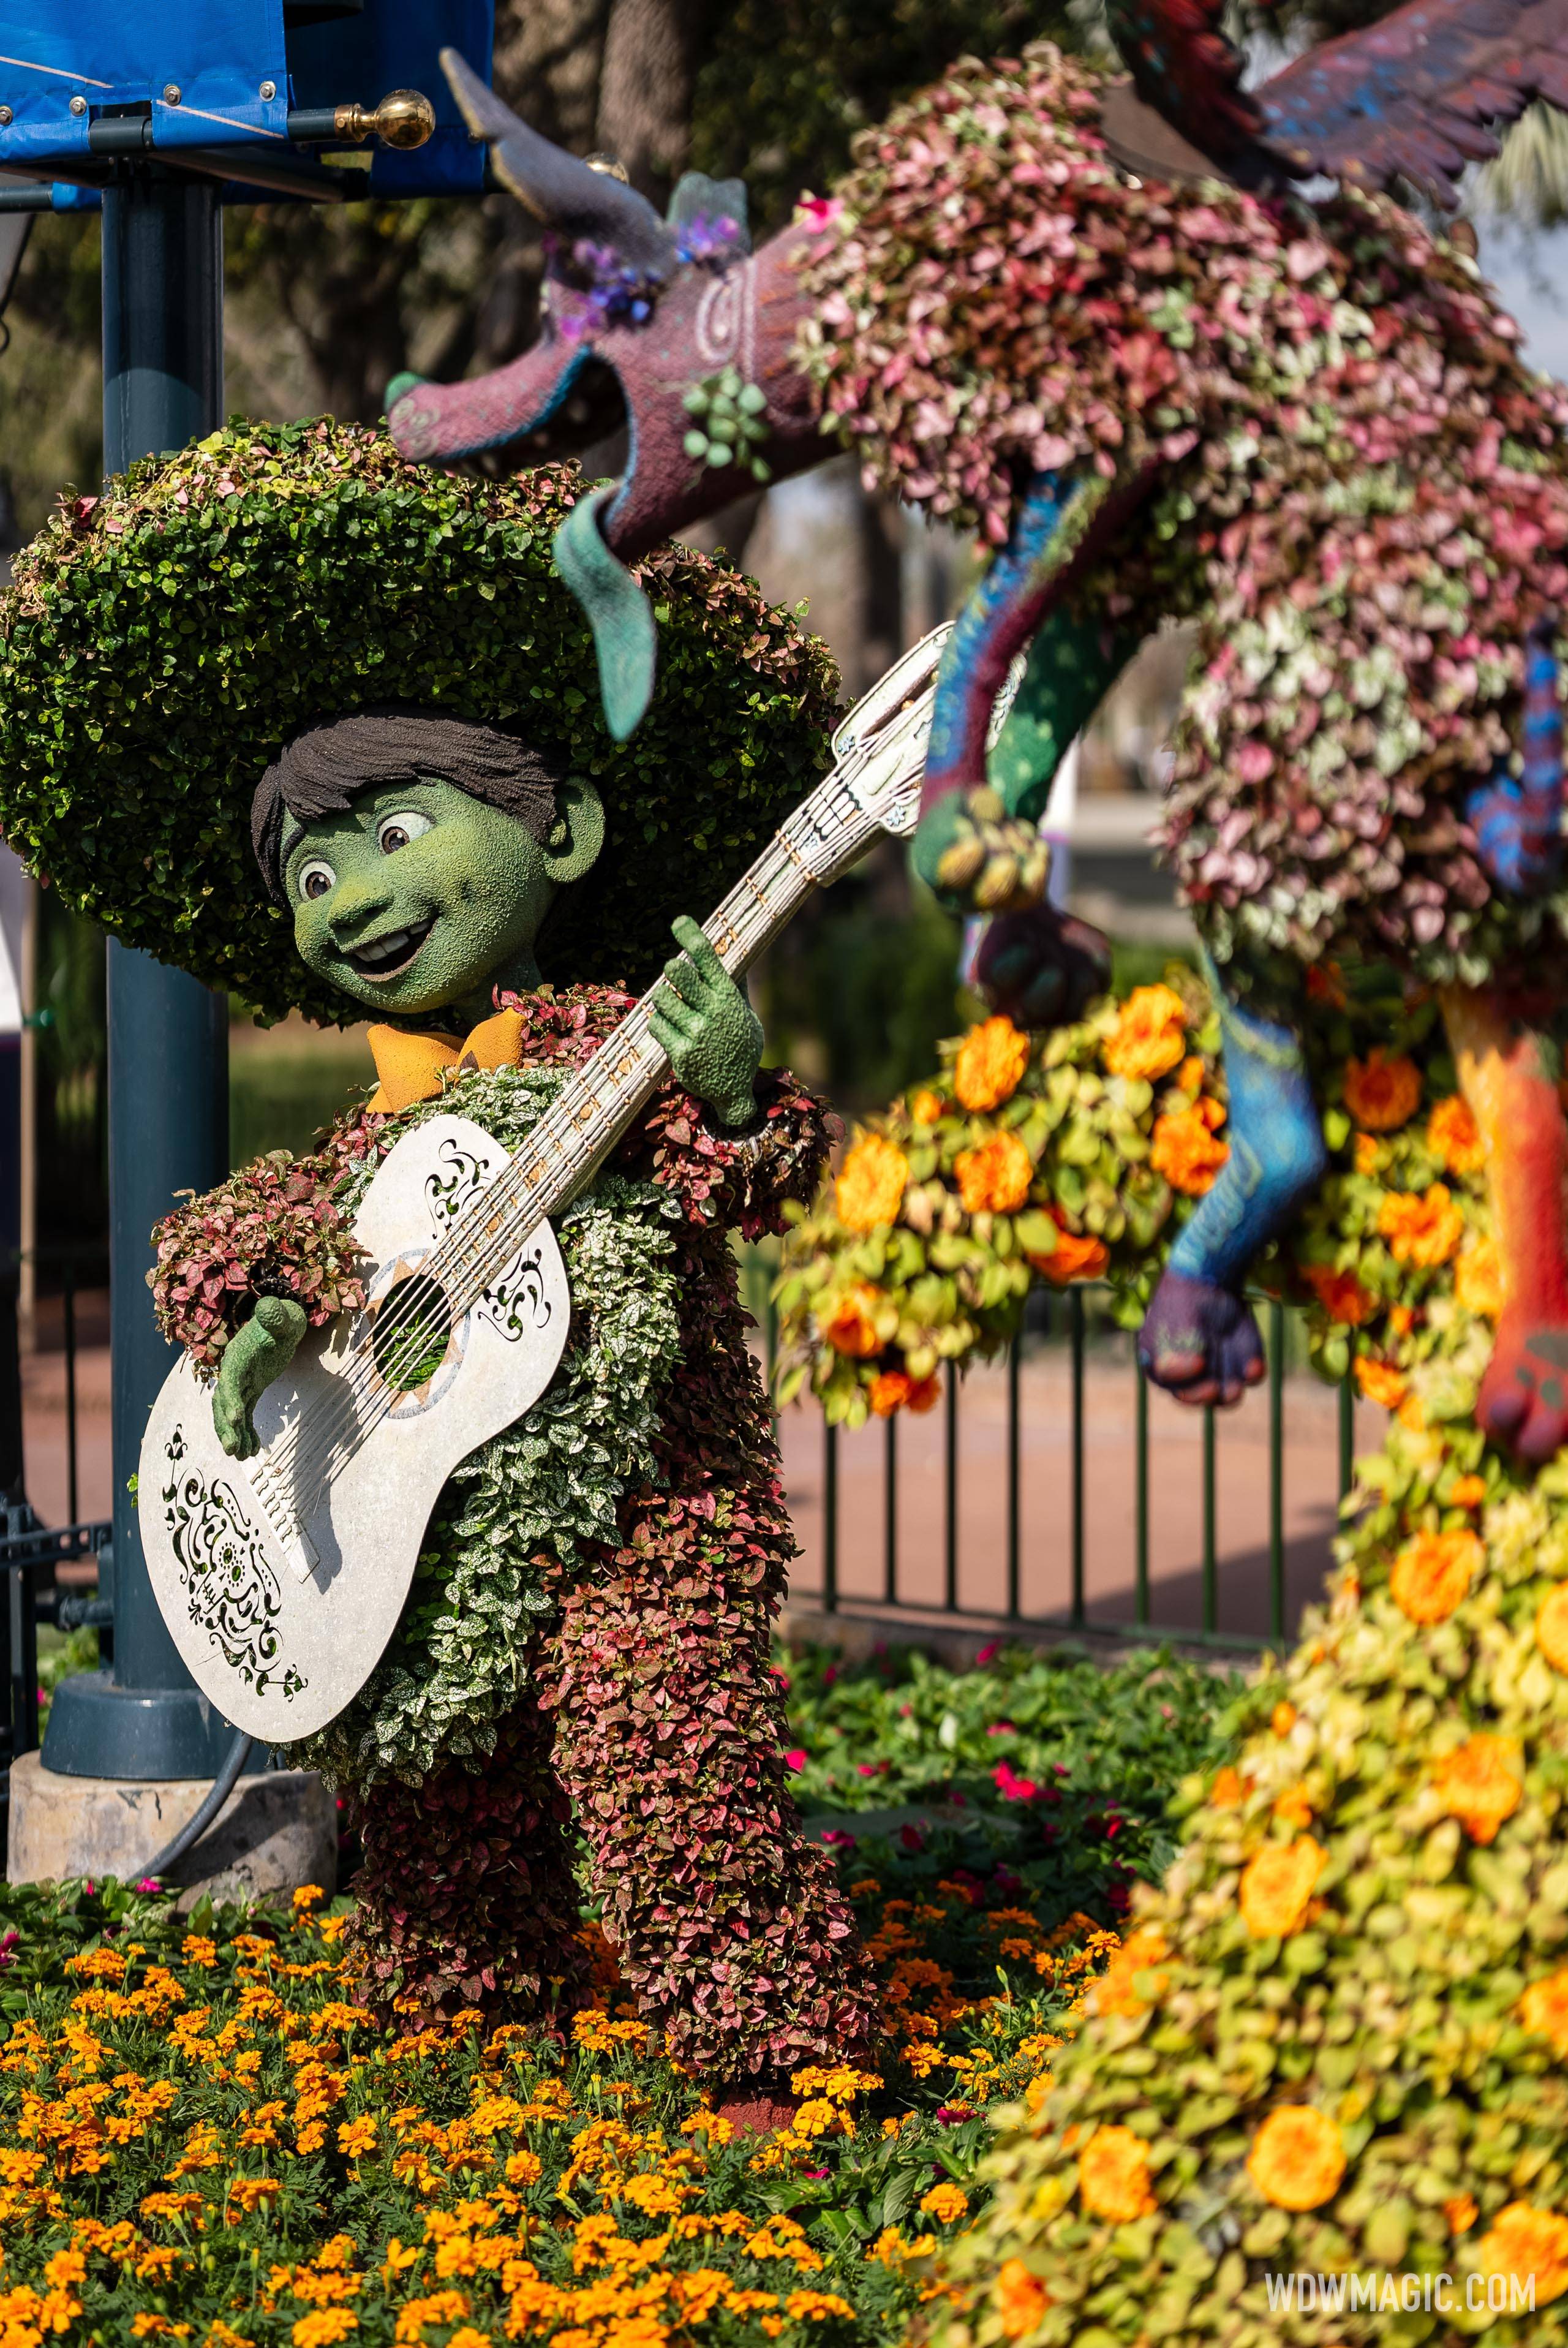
[0, 418, 839, 1026]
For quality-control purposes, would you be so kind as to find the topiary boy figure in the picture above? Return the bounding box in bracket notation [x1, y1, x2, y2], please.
[0, 418, 880, 2088]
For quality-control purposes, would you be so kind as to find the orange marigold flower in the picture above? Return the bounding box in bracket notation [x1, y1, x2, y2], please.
[1305, 960, 1347, 1009]
[1477, 2204, 1568, 2308]
[821, 1283, 883, 1359]
[1378, 1182, 1464, 1268]
[1398, 1391, 1426, 1433]
[1272, 1702, 1297, 1736]
[1272, 1786, 1314, 1831]
[1102, 984, 1188, 1082]
[1519, 1968, 1568, 2056]
[869, 1371, 911, 1417]
[1238, 1836, 1324, 1938]
[954, 1129, 1033, 1215]
[1456, 1238, 1504, 1319]
[1430, 1734, 1523, 1844]
[1210, 1765, 1249, 1807]
[1389, 1527, 1483, 1624]
[1537, 1584, 1568, 1672]
[1027, 1210, 1109, 1287]
[1344, 1049, 1422, 1132]
[911, 1089, 943, 1126]
[292, 2317, 357, 2348]
[919, 2182, 969, 2224]
[1446, 2194, 1479, 2237]
[954, 1016, 1031, 1112]
[1355, 1356, 1408, 1410]
[995, 2259, 1049, 2339]
[1091, 1928, 1169, 2020]
[1389, 1303, 1415, 1335]
[1450, 1473, 1487, 1509]
[1301, 1264, 1374, 1327]
[1177, 1054, 1205, 1095]
[1077, 2124, 1156, 2222]
[1354, 1133, 1382, 1176]
[1150, 1099, 1229, 1197]
[1246, 2107, 1346, 2211]
[1428, 1094, 1485, 1176]
[835, 1133, 909, 1231]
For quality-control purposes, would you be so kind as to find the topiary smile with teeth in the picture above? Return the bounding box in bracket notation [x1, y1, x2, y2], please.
[342, 915, 437, 980]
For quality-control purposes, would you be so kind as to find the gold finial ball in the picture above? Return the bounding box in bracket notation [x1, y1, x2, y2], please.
[375, 89, 437, 150]
[585, 151, 630, 183]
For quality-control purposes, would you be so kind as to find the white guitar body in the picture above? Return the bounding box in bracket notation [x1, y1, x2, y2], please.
[139, 1114, 570, 1743]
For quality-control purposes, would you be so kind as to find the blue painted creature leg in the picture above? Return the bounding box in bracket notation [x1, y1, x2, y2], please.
[1464, 614, 1564, 894]
[1138, 957, 1327, 1407]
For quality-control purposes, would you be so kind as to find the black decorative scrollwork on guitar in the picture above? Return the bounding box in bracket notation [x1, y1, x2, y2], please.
[162, 1431, 305, 1702]
[424, 1137, 490, 1228]
[477, 1244, 554, 1343]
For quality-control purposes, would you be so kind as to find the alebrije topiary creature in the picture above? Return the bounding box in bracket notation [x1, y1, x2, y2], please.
[0, 417, 881, 2094]
[385, 9, 1568, 1475]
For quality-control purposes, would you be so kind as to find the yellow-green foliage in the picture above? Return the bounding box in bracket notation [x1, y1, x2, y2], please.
[935, 1333, 1568, 2344]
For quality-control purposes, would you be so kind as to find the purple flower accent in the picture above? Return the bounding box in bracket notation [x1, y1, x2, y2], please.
[676, 212, 745, 269]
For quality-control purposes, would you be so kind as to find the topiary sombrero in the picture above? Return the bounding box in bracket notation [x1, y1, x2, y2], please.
[0, 417, 839, 1027]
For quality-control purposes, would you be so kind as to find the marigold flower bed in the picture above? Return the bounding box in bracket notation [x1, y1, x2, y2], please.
[0, 1647, 1235, 2348]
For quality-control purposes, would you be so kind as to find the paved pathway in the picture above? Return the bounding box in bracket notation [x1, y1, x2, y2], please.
[21, 1324, 1379, 1648]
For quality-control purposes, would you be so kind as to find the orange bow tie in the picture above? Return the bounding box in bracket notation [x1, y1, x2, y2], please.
[365, 1006, 529, 1115]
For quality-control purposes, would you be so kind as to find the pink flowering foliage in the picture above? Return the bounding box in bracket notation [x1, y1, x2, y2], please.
[147, 1143, 375, 1374]
[797, 42, 1568, 986]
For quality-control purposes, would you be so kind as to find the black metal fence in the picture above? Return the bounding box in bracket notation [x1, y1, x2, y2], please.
[766, 1285, 1363, 1656]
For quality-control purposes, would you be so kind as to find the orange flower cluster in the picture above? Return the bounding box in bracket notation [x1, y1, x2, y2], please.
[954, 1130, 1033, 1216]
[1378, 1183, 1465, 1267]
[868, 1369, 941, 1417]
[1090, 1928, 1169, 2021]
[1355, 1357, 1408, 1410]
[1389, 1527, 1483, 1624]
[821, 1283, 884, 1357]
[1537, 1584, 1568, 1672]
[1343, 1050, 1422, 1133]
[954, 1016, 1031, 1112]
[1102, 986, 1188, 1082]
[834, 1133, 908, 1232]
[1427, 1094, 1486, 1176]
[1238, 1837, 1324, 1938]
[1148, 1098, 1227, 1197]
[1455, 1237, 1504, 1319]
[1519, 1968, 1568, 2057]
[994, 2257, 1049, 2338]
[1477, 2204, 1568, 2308]
[1026, 1211, 1109, 1287]
[1246, 2107, 1346, 2211]
[1430, 1734, 1523, 1844]
[1077, 2126, 1155, 2222]
[1300, 1263, 1374, 1326]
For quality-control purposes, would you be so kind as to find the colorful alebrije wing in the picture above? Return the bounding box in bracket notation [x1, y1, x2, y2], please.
[1254, 0, 1568, 202]
[1102, 0, 1266, 159]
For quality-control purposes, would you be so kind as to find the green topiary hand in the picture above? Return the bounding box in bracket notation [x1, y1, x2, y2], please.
[650, 916, 764, 1129]
[213, 1295, 309, 1460]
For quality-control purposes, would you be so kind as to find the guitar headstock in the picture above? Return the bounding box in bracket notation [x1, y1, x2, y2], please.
[834, 625, 1028, 837]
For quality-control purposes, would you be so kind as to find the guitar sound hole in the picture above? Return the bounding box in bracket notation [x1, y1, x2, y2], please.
[372, 1272, 453, 1394]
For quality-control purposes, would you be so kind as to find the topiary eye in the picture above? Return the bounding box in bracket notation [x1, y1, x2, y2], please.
[377, 810, 432, 856]
[297, 860, 336, 902]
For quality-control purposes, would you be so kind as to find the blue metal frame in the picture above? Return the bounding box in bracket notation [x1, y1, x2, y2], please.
[0, 1, 493, 197]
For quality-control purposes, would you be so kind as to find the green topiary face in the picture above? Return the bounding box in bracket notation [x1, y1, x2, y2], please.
[285, 777, 605, 1027]
[0, 418, 837, 1026]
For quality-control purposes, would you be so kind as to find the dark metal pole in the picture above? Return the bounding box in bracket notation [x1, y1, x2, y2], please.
[42, 172, 234, 1780]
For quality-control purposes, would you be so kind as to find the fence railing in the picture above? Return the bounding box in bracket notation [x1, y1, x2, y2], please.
[764, 1283, 1366, 1655]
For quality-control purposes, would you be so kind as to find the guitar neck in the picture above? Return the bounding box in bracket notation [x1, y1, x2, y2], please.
[439, 763, 886, 1304]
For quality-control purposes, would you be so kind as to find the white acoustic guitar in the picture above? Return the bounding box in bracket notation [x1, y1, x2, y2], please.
[140, 625, 974, 1742]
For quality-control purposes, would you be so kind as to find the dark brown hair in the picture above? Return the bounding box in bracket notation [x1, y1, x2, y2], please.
[252, 707, 567, 904]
